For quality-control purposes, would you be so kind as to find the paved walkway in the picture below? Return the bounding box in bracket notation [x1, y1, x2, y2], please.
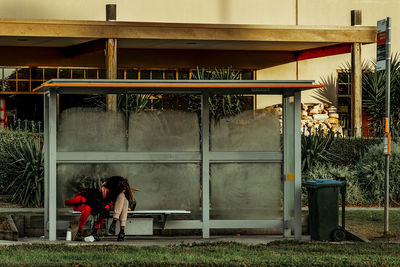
[1, 206, 399, 214]
[2, 207, 389, 245]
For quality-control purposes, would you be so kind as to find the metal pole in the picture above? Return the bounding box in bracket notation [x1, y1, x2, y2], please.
[384, 17, 391, 235]
[43, 93, 49, 238]
[282, 94, 293, 238]
[48, 90, 57, 241]
[201, 93, 210, 238]
[293, 91, 302, 240]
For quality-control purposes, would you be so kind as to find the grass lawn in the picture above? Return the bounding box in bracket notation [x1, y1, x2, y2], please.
[345, 209, 400, 241]
[0, 209, 399, 266]
[301, 208, 400, 241]
[2, 241, 400, 266]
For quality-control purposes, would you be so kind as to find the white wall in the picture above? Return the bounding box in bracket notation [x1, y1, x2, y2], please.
[0, 0, 296, 25]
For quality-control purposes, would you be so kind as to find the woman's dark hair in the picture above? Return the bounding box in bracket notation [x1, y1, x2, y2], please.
[105, 176, 134, 206]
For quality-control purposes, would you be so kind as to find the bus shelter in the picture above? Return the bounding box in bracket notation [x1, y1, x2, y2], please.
[36, 79, 322, 241]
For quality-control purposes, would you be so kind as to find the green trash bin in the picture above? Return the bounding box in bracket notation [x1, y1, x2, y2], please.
[305, 179, 345, 241]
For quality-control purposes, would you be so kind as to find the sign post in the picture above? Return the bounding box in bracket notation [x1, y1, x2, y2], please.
[377, 17, 391, 235]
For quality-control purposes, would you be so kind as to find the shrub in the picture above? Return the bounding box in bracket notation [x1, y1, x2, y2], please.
[67, 175, 103, 194]
[301, 133, 337, 172]
[303, 162, 364, 205]
[354, 141, 400, 205]
[327, 137, 382, 166]
[187, 67, 245, 121]
[0, 132, 44, 207]
[0, 131, 43, 194]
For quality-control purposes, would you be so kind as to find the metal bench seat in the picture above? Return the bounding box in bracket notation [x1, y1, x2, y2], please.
[69, 209, 191, 234]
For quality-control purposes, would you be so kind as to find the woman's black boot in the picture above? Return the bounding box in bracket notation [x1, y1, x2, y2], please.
[109, 220, 116, 235]
[75, 230, 83, 241]
[117, 230, 125, 241]
[92, 228, 101, 241]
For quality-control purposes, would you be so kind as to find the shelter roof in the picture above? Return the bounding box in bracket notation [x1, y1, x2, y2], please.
[35, 79, 323, 95]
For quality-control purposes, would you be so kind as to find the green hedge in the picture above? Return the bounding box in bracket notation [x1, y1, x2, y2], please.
[354, 141, 400, 204]
[303, 162, 364, 205]
[305, 139, 400, 205]
[327, 137, 382, 166]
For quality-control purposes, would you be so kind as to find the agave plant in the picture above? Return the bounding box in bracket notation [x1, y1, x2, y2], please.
[2, 136, 44, 207]
[85, 93, 156, 113]
[301, 133, 337, 172]
[362, 53, 400, 136]
[188, 67, 244, 121]
[67, 175, 103, 194]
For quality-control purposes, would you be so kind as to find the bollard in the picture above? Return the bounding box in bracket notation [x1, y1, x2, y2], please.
[66, 231, 72, 241]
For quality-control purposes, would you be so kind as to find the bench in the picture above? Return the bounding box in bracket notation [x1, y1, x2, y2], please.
[69, 210, 191, 235]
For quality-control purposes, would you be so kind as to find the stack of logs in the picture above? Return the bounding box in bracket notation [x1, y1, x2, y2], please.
[263, 103, 343, 137]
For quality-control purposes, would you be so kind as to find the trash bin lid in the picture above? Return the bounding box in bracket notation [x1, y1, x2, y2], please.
[305, 179, 345, 187]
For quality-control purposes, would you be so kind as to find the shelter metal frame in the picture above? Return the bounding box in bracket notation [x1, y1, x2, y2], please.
[36, 79, 322, 241]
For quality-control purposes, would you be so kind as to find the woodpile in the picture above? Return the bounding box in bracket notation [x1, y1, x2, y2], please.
[263, 103, 343, 137]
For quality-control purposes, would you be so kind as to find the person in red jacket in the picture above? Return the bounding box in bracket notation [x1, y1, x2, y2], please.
[65, 185, 111, 241]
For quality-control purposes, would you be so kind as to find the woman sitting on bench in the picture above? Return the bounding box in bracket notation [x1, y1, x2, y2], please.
[65, 184, 111, 241]
[105, 176, 136, 241]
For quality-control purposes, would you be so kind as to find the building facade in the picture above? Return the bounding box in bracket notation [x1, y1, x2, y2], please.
[0, 0, 398, 132]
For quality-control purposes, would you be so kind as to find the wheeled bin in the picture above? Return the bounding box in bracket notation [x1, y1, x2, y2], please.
[305, 179, 346, 241]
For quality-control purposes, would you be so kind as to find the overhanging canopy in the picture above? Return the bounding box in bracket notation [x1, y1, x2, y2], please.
[0, 18, 376, 69]
[35, 79, 323, 95]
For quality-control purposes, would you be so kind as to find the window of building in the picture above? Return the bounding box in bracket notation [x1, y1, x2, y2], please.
[72, 69, 84, 79]
[0, 66, 255, 97]
[337, 70, 352, 132]
[86, 69, 98, 79]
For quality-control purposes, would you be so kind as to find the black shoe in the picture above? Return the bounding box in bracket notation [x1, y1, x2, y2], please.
[75, 231, 83, 241]
[117, 230, 125, 241]
[92, 228, 101, 241]
[93, 234, 101, 241]
[109, 221, 116, 235]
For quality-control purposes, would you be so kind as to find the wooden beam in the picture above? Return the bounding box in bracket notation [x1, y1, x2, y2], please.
[0, 18, 376, 44]
[351, 43, 362, 137]
[105, 4, 118, 112]
[105, 38, 117, 112]
[351, 10, 363, 137]
[106, 4, 117, 21]
[351, 10, 362, 26]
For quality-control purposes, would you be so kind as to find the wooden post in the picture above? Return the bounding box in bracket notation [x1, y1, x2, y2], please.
[351, 10, 362, 137]
[106, 4, 117, 112]
[106, 4, 116, 21]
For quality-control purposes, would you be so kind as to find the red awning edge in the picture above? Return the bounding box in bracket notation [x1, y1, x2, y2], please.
[295, 43, 352, 61]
